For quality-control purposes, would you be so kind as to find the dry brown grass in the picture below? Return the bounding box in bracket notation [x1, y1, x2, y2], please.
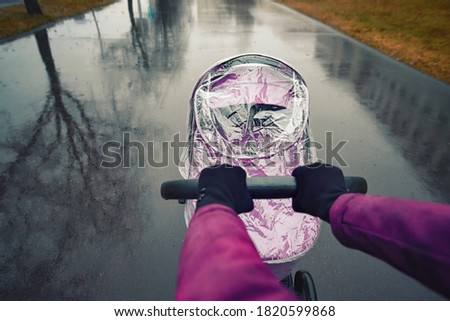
[277, 0, 450, 83]
[0, 0, 117, 40]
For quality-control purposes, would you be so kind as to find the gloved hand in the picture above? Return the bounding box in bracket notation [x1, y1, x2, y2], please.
[196, 164, 254, 214]
[292, 162, 348, 222]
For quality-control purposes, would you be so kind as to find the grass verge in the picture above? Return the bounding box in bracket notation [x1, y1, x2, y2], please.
[0, 0, 117, 40]
[277, 0, 450, 83]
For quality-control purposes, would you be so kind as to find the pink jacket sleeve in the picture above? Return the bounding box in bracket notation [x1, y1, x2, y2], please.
[175, 204, 297, 301]
[330, 194, 450, 298]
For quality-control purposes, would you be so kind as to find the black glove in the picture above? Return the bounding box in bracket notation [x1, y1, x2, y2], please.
[292, 162, 348, 222]
[196, 164, 254, 214]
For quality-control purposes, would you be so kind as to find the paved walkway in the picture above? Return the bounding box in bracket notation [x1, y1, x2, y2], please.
[0, 0, 22, 8]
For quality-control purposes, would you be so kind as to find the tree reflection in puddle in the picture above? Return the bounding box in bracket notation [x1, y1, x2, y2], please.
[0, 28, 144, 299]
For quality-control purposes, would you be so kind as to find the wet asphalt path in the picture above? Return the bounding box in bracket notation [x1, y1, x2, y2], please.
[0, 0, 448, 300]
[0, 0, 22, 8]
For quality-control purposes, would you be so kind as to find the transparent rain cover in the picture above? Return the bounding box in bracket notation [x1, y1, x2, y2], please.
[180, 54, 321, 266]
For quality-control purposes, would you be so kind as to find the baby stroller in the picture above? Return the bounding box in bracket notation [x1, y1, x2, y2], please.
[161, 54, 367, 300]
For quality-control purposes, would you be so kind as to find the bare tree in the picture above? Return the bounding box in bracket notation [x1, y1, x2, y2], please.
[24, 0, 42, 14]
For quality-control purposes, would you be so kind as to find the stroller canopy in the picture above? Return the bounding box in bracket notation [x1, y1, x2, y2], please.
[191, 54, 310, 159]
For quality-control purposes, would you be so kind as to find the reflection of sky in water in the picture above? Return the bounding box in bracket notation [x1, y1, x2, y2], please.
[314, 34, 450, 203]
[0, 40, 48, 134]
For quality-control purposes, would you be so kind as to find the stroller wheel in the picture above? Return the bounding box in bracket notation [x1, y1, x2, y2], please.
[294, 270, 318, 301]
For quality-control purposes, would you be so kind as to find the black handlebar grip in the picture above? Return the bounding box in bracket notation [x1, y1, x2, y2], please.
[161, 176, 367, 200]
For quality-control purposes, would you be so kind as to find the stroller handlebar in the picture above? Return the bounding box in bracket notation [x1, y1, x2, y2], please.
[161, 176, 368, 201]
